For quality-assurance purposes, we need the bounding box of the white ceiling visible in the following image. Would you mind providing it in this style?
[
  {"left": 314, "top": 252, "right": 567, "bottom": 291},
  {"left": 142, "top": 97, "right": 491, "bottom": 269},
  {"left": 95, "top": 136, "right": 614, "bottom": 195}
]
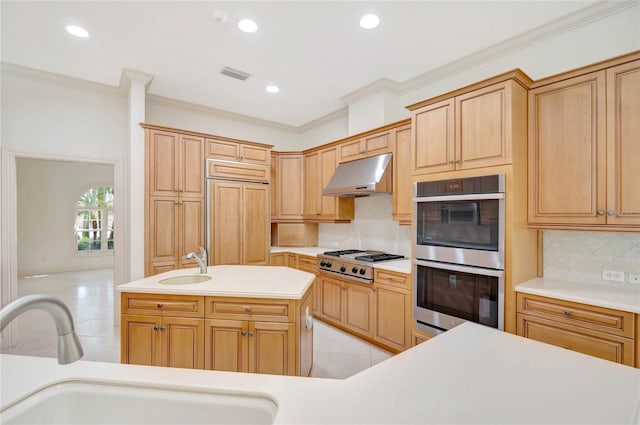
[{"left": 1, "top": 1, "right": 600, "bottom": 127}]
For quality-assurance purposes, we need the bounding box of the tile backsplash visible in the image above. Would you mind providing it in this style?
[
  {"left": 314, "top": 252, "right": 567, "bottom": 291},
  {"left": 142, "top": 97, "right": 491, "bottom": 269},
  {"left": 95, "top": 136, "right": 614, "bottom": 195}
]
[
  {"left": 543, "top": 230, "right": 640, "bottom": 288},
  {"left": 318, "top": 195, "right": 412, "bottom": 257}
]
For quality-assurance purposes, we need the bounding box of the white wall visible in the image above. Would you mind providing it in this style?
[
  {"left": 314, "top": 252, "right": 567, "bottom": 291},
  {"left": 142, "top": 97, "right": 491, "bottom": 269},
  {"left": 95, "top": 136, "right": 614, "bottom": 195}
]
[{"left": 16, "top": 158, "right": 115, "bottom": 275}]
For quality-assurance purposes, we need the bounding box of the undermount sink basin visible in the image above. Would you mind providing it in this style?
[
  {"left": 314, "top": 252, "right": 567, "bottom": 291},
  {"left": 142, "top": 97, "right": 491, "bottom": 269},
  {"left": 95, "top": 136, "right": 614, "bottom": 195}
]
[
  {"left": 158, "top": 275, "right": 212, "bottom": 285},
  {"left": 0, "top": 380, "right": 277, "bottom": 425}
]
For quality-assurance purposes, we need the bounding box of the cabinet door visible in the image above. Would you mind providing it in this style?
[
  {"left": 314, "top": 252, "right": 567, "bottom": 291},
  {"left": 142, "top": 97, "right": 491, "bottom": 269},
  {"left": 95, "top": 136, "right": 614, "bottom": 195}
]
[
  {"left": 455, "top": 81, "right": 512, "bottom": 170},
  {"left": 277, "top": 154, "right": 304, "bottom": 220},
  {"left": 374, "top": 286, "right": 410, "bottom": 350},
  {"left": 270, "top": 252, "right": 286, "bottom": 266},
  {"left": 606, "top": 60, "right": 640, "bottom": 226},
  {"left": 303, "top": 152, "right": 320, "bottom": 218},
  {"left": 243, "top": 183, "right": 270, "bottom": 265},
  {"left": 339, "top": 139, "right": 364, "bottom": 162},
  {"left": 239, "top": 144, "right": 270, "bottom": 165},
  {"left": 313, "top": 277, "right": 322, "bottom": 315},
  {"left": 147, "top": 130, "right": 179, "bottom": 196},
  {"left": 319, "top": 276, "right": 343, "bottom": 324},
  {"left": 271, "top": 154, "right": 278, "bottom": 220},
  {"left": 206, "top": 139, "right": 239, "bottom": 161},
  {"left": 179, "top": 135, "right": 204, "bottom": 198},
  {"left": 204, "top": 319, "right": 248, "bottom": 372},
  {"left": 162, "top": 317, "right": 204, "bottom": 369},
  {"left": 343, "top": 283, "right": 374, "bottom": 338},
  {"left": 148, "top": 197, "right": 179, "bottom": 265},
  {"left": 249, "top": 321, "right": 296, "bottom": 376},
  {"left": 517, "top": 314, "right": 633, "bottom": 366},
  {"left": 363, "top": 130, "right": 391, "bottom": 157},
  {"left": 528, "top": 71, "right": 607, "bottom": 225},
  {"left": 392, "top": 125, "right": 412, "bottom": 224},
  {"left": 412, "top": 98, "right": 455, "bottom": 175},
  {"left": 210, "top": 181, "right": 243, "bottom": 265},
  {"left": 121, "top": 315, "right": 162, "bottom": 366},
  {"left": 319, "top": 147, "right": 338, "bottom": 217},
  {"left": 178, "top": 198, "right": 204, "bottom": 269}
]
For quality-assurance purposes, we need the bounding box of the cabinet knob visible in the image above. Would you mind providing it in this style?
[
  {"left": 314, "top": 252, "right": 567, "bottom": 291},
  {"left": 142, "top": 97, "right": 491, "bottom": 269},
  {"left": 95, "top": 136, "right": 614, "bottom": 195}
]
[
  {"left": 248, "top": 332, "right": 254, "bottom": 337},
  {"left": 372, "top": 288, "right": 376, "bottom": 292},
  {"left": 245, "top": 306, "right": 251, "bottom": 313},
  {"left": 157, "top": 303, "right": 164, "bottom": 308},
  {"left": 153, "top": 326, "right": 159, "bottom": 331},
  {"left": 448, "top": 160, "right": 454, "bottom": 164},
  {"left": 241, "top": 331, "right": 247, "bottom": 336},
  {"left": 597, "top": 210, "right": 605, "bottom": 216},
  {"left": 564, "top": 310, "right": 571, "bottom": 316},
  {"left": 607, "top": 210, "right": 616, "bottom": 216},
  {"left": 160, "top": 326, "right": 166, "bottom": 331}
]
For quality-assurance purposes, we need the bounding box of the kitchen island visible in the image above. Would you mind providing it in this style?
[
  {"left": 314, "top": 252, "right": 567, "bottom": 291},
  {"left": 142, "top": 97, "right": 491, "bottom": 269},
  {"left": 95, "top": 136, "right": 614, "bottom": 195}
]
[
  {"left": 117, "top": 265, "right": 315, "bottom": 376},
  {"left": 2, "top": 322, "right": 639, "bottom": 424}
]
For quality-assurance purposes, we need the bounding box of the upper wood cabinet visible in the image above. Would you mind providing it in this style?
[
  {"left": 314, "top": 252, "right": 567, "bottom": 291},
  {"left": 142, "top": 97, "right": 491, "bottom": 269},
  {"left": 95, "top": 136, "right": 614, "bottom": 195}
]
[
  {"left": 303, "top": 146, "right": 354, "bottom": 222},
  {"left": 275, "top": 153, "right": 304, "bottom": 221},
  {"left": 408, "top": 75, "right": 529, "bottom": 176},
  {"left": 270, "top": 153, "right": 278, "bottom": 220},
  {"left": 338, "top": 129, "right": 392, "bottom": 163},
  {"left": 147, "top": 129, "right": 205, "bottom": 198},
  {"left": 528, "top": 56, "right": 640, "bottom": 229},
  {"left": 206, "top": 138, "right": 270, "bottom": 165},
  {"left": 392, "top": 124, "right": 412, "bottom": 225}
]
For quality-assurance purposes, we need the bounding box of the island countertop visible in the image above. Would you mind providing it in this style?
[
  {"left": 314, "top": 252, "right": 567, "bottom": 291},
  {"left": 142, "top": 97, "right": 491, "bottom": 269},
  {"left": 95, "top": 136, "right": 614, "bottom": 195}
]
[
  {"left": 2, "top": 323, "right": 639, "bottom": 424},
  {"left": 116, "top": 265, "right": 315, "bottom": 299}
]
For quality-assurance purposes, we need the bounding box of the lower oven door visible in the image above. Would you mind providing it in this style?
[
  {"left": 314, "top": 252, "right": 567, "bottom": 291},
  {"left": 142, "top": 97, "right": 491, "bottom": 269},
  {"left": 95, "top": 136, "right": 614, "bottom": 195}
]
[{"left": 414, "top": 259, "right": 504, "bottom": 332}]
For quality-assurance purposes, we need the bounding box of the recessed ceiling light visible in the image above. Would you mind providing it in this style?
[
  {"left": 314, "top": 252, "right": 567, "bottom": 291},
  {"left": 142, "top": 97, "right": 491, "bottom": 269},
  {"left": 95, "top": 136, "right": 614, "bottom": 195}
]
[
  {"left": 266, "top": 85, "right": 280, "bottom": 94},
  {"left": 238, "top": 18, "right": 258, "bottom": 33},
  {"left": 66, "top": 25, "right": 89, "bottom": 38},
  {"left": 359, "top": 14, "right": 380, "bottom": 29},
  {"left": 211, "top": 10, "right": 227, "bottom": 23}
]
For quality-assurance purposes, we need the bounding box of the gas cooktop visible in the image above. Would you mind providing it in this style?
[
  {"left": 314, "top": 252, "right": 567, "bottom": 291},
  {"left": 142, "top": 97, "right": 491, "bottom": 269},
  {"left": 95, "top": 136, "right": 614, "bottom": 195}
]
[{"left": 318, "top": 250, "right": 405, "bottom": 282}]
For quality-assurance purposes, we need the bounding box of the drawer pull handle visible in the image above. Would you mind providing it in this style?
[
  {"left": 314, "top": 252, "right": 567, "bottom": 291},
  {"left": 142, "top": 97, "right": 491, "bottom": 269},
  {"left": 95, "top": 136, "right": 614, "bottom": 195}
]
[
  {"left": 564, "top": 346, "right": 571, "bottom": 350},
  {"left": 564, "top": 310, "right": 571, "bottom": 316},
  {"left": 157, "top": 303, "right": 164, "bottom": 309},
  {"left": 245, "top": 306, "right": 251, "bottom": 313}
]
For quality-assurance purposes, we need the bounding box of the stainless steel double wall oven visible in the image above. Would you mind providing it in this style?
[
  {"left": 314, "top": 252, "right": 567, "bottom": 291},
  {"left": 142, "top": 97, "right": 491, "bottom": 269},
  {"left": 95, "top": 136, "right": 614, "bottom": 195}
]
[{"left": 413, "top": 175, "right": 505, "bottom": 334}]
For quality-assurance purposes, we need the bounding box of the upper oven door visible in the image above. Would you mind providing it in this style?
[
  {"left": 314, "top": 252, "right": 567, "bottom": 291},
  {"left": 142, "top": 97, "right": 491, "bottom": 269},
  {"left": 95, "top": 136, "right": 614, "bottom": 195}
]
[{"left": 414, "top": 193, "right": 505, "bottom": 269}]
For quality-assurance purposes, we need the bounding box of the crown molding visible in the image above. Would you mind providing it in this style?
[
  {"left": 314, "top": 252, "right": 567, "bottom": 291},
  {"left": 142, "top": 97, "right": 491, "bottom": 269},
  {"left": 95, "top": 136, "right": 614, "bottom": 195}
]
[
  {"left": 119, "top": 68, "right": 154, "bottom": 92},
  {"left": 296, "top": 106, "right": 349, "bottom": 134},
  {"left": 340, "top": 78, "right": 400, "bottom": 105}
]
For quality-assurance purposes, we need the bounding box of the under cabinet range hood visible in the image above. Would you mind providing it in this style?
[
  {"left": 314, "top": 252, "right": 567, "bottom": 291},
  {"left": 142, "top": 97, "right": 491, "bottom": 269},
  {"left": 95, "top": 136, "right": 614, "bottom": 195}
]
[{"left": 323, "top": 153, "right": 392, "bottom": 197}]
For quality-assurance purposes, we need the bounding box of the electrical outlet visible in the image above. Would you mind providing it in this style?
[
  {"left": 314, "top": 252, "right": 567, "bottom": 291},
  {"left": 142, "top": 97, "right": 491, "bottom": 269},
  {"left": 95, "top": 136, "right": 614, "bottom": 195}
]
[
  {"left": 602, "top": 270, "right": 625, "bottom": 282},
  {"left": 629, "top": 273, "right": 640, "bottom": 285}
]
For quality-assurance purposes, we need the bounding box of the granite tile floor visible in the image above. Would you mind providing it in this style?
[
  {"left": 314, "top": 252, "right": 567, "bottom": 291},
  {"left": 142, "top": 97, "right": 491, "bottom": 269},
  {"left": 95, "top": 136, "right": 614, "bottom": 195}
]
[{"left": 1, "top": 269, "right": 392, "bottom": 379}]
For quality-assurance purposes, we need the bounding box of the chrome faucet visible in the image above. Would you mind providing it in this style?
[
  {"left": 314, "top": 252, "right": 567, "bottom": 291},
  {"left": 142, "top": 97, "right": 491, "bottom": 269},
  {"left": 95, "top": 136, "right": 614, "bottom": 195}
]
[
  {"left": 0, "top": 294, "right": 84, "bottom": 364},
  {"left": 185, "top": 246, "right": 208, "bottom": 274}
]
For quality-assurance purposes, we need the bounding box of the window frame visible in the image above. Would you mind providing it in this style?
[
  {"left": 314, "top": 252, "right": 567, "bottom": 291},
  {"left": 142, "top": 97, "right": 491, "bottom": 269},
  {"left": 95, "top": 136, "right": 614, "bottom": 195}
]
[{"left": 73, "top": 185, "right": 115, "bottom": 256}]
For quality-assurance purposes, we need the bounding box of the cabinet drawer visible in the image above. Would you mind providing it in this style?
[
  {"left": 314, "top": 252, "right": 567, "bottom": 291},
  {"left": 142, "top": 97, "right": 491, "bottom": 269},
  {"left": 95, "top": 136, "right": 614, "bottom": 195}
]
[
  {"left": 122, "top": 293, "right": 204, "bottom": 317},
  {"left": 517, "top": 313, "right": 634, "bottom": 366},
  {"left": 206, "top": 160, "right": 269, "bottom": 183},
  {"left": 297, "top": 255, "right": 318, "bottom": 274},
  {"left": 206, "top": 297, "right": 294, "bottom": 322},
  {"left": 374, "top": 269, "right": 410, "bottom": 290},
  {"left": 516, "top": 293, "right": 634, "bottom": 338}
]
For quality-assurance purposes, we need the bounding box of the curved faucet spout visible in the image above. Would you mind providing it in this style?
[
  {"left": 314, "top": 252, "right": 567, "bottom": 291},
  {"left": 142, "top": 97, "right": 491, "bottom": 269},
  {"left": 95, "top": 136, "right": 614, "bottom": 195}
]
[
  {"left": 0, "top": 294, "right": 84, "bottom": 364},
  {"left": 185, "top": 246, "right": 208, "bottom": 274}
]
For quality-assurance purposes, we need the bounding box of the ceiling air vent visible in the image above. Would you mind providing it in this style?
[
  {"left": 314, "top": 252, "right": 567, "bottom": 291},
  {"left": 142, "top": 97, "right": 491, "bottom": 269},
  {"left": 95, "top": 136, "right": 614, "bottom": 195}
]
[{"left": 220, "top": 66, "right": 251, "bottom": 81}]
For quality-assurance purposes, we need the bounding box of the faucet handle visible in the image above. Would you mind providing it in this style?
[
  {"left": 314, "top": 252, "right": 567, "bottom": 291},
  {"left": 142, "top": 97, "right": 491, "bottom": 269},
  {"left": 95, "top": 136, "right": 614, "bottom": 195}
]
[{"left": 199, "top": 246, "right": 207, "bottom": 259}]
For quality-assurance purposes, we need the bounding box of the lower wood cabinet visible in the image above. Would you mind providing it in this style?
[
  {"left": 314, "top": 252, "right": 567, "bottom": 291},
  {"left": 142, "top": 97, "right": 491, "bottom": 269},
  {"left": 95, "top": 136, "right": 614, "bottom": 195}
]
[
  {"left": 204, "top": 319, "right": 295, "bottom": 375},
  {"left": 318, "top": 274, "right": 374, "bottom": 338},
  {"left": 516, "top": 293, "right": 635, "bottom": 367},
  {"left": 121, "top": 290, "right": 312, "bottom": 376},
  {"left": 412, "top": 330, "right": 434, "bottom": 346}
]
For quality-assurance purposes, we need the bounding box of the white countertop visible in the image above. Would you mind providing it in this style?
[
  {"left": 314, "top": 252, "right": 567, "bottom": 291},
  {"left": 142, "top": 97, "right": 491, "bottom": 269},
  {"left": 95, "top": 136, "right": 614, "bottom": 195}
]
[
  {"left": 116, "top": 265, "right": 315, "bottom": 299},
  {"left": 516, "top": 277, "right": 640, "bottom": 314},
  {"left": 270, "top": 247, "right": 412, "bottom": 275},
  {"left": 2, "top": 323, "right": 638, "bottom": 424}
]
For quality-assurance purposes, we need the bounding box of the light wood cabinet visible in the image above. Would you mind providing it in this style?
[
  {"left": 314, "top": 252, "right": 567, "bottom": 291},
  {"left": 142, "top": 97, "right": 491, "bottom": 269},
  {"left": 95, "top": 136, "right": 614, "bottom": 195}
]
[
  {"left": 271, "top": 223, "right": 318, "bottom": 247},
  {"left": 144, "top": 126, "right": 205, "bottom": 276},
  {"left": 275, "top": 153, "right": 304, "bottom": 221},
  {"left": 338, "top": 129, "right": 392, "bottom": 163},
  {"left": 270, "top": 252, "right": 286, "bottom": 266},
  {"left": 373, "top": 269, "right": 411, "bottom": 351},
  {"left": 516, "top": 293, "right": 635, "bottom": 366},
  {"left": 121, "top": 293, "right": 205, "bottom": 369},
  {"left": 317, "top": 274, "right": 374, "bottom": 338},
  {"left": 270, "top": 153, "right": 278, "bottom": 220},
  {"left": 408, "top": 75, "right": 529, "bottom": 176},
  {"left": 122, "top": 289, "right": 312, "bottom": 376},
  {"left": 303, "top": 147, "right": 354, "bottom": 222},
  {"left": 208, "top": 181, "right": 269, "bottom": 266},
  {"left": 528, "top": 56, "right": 640, "bottom": 230},
  {"left": 392, "top": 124, "right": 412, "bottom": 225},
  {"left": 412, "top": 330, "right": 434, "bottom": 346},
  {"left": 206, "top": 138, "right": 270, "bottom": 165}
]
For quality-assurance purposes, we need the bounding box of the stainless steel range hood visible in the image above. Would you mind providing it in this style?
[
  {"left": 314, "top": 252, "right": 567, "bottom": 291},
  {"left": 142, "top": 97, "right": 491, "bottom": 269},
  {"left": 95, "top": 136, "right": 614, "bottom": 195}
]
[{"left": 323, "top": 153, "right": 392, "bottom": 197}]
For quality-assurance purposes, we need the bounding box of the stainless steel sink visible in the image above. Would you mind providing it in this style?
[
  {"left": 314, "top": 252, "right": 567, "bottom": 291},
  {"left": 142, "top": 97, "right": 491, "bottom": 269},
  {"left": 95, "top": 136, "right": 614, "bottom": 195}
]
[{"left": 158, "top": 275, "right": 212, "bottom": 285}]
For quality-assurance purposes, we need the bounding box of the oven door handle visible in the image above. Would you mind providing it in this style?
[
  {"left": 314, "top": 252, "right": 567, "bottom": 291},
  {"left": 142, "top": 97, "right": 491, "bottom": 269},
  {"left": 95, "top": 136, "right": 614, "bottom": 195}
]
[
  {"left": 413, "top": 259, "right": 504, "bottom": 277},
  {"left": 413, "top": 193, "right": 504, "bottom": 202}
]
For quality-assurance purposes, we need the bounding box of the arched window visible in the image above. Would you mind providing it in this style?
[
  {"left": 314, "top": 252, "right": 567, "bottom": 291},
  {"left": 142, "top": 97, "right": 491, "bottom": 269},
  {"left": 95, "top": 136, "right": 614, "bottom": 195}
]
[{"left": 74, "top": 186, "right": 114, "bottom": 253}]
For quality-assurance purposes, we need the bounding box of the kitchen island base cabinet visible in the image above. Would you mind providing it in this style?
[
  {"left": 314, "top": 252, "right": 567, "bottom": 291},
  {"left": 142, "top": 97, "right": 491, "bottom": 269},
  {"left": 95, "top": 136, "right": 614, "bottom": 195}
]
[{"left": 121, "top": 287, "right": 313, "bottom": 376}]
